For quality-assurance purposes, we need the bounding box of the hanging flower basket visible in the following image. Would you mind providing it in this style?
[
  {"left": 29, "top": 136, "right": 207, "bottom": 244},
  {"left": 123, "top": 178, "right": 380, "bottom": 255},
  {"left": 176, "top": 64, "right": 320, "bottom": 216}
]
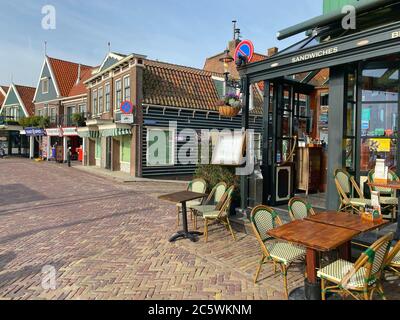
[
  {"left": 219, "top": 106, "right": 241, "bottom": 117},
  {"left": 217, "top": 94, "right": 242, "bottom": 118}
]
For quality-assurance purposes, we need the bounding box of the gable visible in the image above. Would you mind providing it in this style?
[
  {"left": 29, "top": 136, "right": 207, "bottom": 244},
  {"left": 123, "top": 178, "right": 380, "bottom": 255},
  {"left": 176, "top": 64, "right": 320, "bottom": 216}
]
[
  {"left": 34, "top": 60, "right": 59, "bottom": 103},
  {"left": 4, "top": 86, "right": 19, "bottom": 106},
  {"left": 100, "top": 56, "right": 120, "bottom": 72}
]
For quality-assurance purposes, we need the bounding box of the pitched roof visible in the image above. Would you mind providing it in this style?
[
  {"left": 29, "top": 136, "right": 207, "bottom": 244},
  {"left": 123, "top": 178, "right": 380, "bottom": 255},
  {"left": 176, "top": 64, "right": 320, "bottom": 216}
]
[
  {"left": 68, "top": 67, "right": 95, "bottom": 98},
  {"left": 47, "top": 56, "right": 92, "bottom": 97},
  {"left": 14, "top": 85, "right": 36, "bottom": 116},
  {"left": 0, "top": 86, "right": 8, "bottom": 106},
  {"left": 143, "top": 59, "right": 263, "bottom": 114},
  {"left": 143, "top": 59, "right": 221, "bottom": 111}
]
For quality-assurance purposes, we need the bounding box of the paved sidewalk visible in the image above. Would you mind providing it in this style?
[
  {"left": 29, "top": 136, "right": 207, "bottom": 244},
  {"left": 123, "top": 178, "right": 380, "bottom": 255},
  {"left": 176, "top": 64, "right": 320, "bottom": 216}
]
[{"left": 0, "top": 158, "right": 398, "bottom": 300}]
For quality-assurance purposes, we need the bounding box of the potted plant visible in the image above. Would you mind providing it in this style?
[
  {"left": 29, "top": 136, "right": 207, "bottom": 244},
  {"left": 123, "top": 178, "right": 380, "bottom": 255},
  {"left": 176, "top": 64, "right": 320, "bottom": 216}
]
[
  {"left": 217, "top": 93, "right": 242, "bottom": 117},
  {"left": 71, "top": 113, "right": 85, "bottom": 127}
]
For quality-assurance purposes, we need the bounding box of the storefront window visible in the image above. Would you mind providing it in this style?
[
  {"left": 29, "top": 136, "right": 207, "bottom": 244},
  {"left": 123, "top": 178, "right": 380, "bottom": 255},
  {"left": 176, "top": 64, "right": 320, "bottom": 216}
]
[
  {"left": 95, "top": 138, "right": 101, "bottom": 159},
  {"left": 146, "top": 128, "right": 175, "bottom": 166},
  {"left": 121, "top": 136, "right": 131, "bottom": 163},
  {"left": 360, "top": 63, "right": 399, "bottom": 172},
  {"left": 345, "top": 70, "right": 357, "bottom": 171}
]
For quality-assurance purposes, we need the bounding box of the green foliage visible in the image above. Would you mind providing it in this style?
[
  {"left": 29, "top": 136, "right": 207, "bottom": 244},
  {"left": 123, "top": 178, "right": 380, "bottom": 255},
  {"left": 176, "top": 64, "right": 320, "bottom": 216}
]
[
  {"left": 19, "top": 116, "right": 50, "bottom": 128},
  {"left": 195, "top": 164, "right": 240, "bottom": 203},
  {"left": 71, "top": 113, "right": 85, "bottom": 126}
]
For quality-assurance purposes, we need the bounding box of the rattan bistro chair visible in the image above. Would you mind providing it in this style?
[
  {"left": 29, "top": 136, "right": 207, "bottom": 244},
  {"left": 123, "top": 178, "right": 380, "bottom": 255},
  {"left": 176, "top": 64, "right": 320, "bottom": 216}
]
[
  {"left": 368, "top": 169, "right": 399, "bottom": 222},
  {"left": 385, "top": 241, "right": 400, "bottom": 276},
  {"left": 191, "top": 182, "right": 227, "bottom": 230},
  {"left": 250, "top": 206, "right": 306, "bottom": 299},
  {"left": 288, "top": 197, "right": 316, "bottom": 221},
  {"left": 318, "top": 233, "right": 394, "bottom": 300},
  {"left": 197, "top": 186, "right": 236, "bottom": 243},
  {"left": 176, "top": 178, "right": 207, "bottom": 227},
  {"left": 334, "top": 169, "right": 371, "bottom": 214}
]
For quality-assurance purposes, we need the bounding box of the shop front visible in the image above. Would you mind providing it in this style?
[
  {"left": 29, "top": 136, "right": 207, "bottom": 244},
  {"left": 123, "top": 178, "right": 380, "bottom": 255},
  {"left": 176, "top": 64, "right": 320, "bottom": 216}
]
[
  {"left": 238, "top": 2, "right": 400, "bottom": 240},
  {"left": 79, "top": 124, "right": 132, "bottom": 173},
  {"left": 0, "top": 124, "right": 29, "bottom": 157}
]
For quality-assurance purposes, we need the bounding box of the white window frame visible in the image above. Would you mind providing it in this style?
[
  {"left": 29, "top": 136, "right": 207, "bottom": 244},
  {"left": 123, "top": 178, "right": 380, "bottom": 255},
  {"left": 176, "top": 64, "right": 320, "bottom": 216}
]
[
  {"left": 105, "top": 82, "right": 110, "bottom": 112},
  {"left": 123, "top": 76, "right": 131, "bottom": 102},
  {"left": 41, "top": 77, "right": 49, "bottom": 94},
  {"left": 146, "top": 126, "right": 176, "bottom": 167},
  {"left": 115, "top": 79, "right": 122, "bottom": 110},
  {"left": 98, "top": 87, "right": 103, "bottom": 115},
  {"left": 92, "top": 89, "right": 98, "bottom": 116}
]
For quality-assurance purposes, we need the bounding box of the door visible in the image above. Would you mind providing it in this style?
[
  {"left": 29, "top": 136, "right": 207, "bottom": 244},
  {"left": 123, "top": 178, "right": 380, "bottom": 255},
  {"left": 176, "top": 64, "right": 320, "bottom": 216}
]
[
  {"left": 112, "top": 138, "right": 121, "bottom": 172},
  {"left": 105, "top": 137, "right": 112, "bottom": 170}
]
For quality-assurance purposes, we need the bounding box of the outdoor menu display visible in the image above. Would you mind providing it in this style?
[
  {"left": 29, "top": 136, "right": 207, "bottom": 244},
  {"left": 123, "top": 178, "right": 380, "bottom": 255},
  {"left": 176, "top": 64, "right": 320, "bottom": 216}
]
[{"left": 212, "top": 131, "right": 246, "bottom": 166}]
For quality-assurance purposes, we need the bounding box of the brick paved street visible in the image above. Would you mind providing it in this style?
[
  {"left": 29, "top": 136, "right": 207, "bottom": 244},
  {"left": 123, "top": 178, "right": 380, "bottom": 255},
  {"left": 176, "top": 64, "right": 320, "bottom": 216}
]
[{"left": 0, "top": 158, "right": 398, "bottom": 300}]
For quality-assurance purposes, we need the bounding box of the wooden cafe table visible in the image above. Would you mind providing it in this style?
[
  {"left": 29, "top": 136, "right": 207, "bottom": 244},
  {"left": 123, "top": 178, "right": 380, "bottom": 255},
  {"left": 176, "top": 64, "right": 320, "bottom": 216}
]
[
  {"left": 368, "top": 181, "right": 400, "bottom": 240},
  {"left": 268, "top": 220, "right": 359, "bottom": 300},
  {"left": 159, "top": 191, "right": 207, "bottom": 243}
]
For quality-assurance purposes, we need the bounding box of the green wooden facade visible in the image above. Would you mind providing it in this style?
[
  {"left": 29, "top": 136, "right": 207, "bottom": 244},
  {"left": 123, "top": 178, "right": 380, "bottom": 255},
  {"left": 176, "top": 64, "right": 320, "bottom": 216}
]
[{"left": 323, "top": 0, "right": 377, "bottom": 13}]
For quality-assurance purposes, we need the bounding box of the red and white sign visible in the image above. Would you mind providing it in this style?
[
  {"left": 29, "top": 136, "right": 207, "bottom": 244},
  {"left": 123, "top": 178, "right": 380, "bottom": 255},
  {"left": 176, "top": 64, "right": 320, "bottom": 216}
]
[
  {"left": 234, "top": 40, "right": 255, "bottom": 64},
  {"left": 62, "top": 127, "right": 79, "bottom": 136}
]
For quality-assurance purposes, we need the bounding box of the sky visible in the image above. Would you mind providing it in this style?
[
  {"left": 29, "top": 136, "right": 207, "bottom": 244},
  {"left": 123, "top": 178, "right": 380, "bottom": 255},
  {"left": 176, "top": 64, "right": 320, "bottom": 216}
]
[{"left": 0, "top": 0, "right": 322, "bottom": 87}]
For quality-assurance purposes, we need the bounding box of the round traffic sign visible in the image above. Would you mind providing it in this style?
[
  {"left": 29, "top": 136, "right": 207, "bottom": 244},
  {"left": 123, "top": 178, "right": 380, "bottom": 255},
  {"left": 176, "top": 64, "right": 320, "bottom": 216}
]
[
  {"left": 234, "top": 40, "right": 254, "bottom": 64},
  {"left": 120, "top": 101, "right": 134, "bottom": 115}
]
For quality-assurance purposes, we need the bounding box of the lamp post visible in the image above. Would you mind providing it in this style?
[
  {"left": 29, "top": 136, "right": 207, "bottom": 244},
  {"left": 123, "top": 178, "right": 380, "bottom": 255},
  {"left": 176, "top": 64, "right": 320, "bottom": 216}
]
[{"left": 219, "top": 49, "right": 242, "bottom": 92}]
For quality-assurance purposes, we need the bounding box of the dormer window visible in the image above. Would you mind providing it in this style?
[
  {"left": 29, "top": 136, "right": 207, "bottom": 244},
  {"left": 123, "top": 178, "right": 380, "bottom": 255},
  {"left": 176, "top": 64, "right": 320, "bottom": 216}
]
[{"left": 41, "top": 78, "right": 49, "bottom": 94}]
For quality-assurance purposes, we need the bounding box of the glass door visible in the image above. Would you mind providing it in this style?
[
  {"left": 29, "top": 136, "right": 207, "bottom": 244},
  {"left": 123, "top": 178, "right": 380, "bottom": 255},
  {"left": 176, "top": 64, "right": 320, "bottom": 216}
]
[{"left": 359, "top": 61, "right": 400, "bottom": 174}]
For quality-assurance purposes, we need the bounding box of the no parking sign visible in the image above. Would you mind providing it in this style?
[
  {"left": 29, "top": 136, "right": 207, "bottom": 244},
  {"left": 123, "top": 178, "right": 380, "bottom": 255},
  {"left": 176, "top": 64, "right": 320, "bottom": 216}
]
[{"left": 234, "top": 40, "right": 255, "bottom": 64}]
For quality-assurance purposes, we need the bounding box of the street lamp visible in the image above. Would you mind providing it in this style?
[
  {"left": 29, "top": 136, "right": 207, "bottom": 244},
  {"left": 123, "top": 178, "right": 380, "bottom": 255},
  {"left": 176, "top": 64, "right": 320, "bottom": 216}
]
[{"left": 219, "top": 49, "right": 241, "bottom": 90}]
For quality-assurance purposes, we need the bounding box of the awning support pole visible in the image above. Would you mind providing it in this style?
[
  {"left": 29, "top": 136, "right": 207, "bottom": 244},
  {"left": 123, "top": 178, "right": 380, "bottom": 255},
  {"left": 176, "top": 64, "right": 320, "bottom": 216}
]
[{"left": 240, "top": 77, "right": 250, "bottom": 211}]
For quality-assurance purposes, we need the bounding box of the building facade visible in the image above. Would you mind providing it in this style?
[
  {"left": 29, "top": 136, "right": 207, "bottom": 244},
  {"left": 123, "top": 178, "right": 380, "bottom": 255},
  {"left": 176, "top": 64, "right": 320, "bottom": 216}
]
[
  {"left": 81, "top": 51, "right": 264, "bottom": 178},
  {"left": 33, "top": 56, "right": 92, "bottom": 161},
  {"left": 0, "top": 84, "right": 35, "bottom": 157}
]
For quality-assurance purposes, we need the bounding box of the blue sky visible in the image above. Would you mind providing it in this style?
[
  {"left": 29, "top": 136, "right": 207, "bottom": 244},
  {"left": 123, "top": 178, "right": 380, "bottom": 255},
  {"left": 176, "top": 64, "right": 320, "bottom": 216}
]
[{"left": 0, "top": 0, "right": 322, "bottom": 87}]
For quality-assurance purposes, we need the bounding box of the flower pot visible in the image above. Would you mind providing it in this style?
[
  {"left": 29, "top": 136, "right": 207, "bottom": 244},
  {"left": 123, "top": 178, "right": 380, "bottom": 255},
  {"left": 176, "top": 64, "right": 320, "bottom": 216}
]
[{"left": 218, "top": 105, "right": 241, "bottom": 117}]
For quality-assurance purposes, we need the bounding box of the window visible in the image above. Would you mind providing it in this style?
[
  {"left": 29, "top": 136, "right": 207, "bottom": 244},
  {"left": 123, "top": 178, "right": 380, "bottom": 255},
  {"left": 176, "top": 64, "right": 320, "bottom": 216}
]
[
  {"left": 254, "top": 133, "right": 262, "bottom": 162},
  {"left": 41, "top": 78, "right": 49, "bottom": 94},
  {"left": 92, "top": 89, "right": 98, "bottom": 116},
  {"left": 5, "top": 106, "right": 19, "bottom": 120},
  {"left": 360, "top": 63, "right": 400, "bottom": 172},
  {"left": 78, "top": 104, "right": 86, "bottom": 114},
  {"left": 95, "top": 138, "right": 101, "bottom": 159},
  {"left": 105, "top": 83, "right": 110, "bottom": 112},
  {"left": 98, "top": 87, "right": 103, "bottom": 114},
  {"left": 115, "top": 80, "right": 122, "bottom": 110},
  {"left": 37, "top": 109, "right": 43, "bottom": 117},
  {"left": 50, "top": 108, "right": 56, "bottom": 123},
  {"left": 121, "top": 136, "right": 131, "bottom": 163},
  {"left": 146, "top": 127, "right": 175, "bottom": 166},
  {"left": 124, "top": 76, "right": 131, "bottom": 102}
]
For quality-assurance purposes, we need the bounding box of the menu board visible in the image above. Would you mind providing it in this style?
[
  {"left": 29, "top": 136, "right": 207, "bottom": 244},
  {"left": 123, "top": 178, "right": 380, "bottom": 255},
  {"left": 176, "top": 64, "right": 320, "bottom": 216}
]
[{"left": 212, "top": 131, "right": 246, "bottom": 166}]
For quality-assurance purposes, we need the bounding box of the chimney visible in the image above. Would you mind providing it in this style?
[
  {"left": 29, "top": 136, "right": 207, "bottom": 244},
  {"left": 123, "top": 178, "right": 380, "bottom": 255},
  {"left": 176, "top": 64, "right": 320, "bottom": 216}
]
[
  {"left": 267, "top": 47, "right": 279, "bottom": 57},
  {"left": 76, "top": 64, "right": 81, "bottom": 84}
]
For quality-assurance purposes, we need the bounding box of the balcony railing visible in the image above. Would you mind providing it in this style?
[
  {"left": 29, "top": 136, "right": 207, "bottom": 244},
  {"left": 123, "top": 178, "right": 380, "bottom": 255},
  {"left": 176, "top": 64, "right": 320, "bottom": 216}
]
[
  {"left": 0, "top": 116, "right": 20, "bottom": 126},
  {"left": 47, "top": 112, "right": 92, "bottom": 128}
]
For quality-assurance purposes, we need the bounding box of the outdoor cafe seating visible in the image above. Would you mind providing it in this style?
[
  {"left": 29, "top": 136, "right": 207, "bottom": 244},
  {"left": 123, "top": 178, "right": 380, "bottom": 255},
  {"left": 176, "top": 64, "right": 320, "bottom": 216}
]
[
  {"left": 176, "top": 178, "right": 207, "bottom": 227},
  {"left": 334, "top": 169, "right": 371, "bottom": 214},
  {"left": 368, "top": 169, "right": 399, "bottom": 222},
  {"left": 191, "top": 182, "right": 227, "bottom": 230}
]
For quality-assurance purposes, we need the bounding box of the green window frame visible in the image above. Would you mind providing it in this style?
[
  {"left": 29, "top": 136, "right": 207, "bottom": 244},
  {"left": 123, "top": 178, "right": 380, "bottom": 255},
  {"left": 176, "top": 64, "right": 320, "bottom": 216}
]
[
  {"left": 120, "top": 136, "right": 131, "bottom": 163},
  {"left": 95, "top": 138, "right": 101, "bottom": 159},
  {"left": 146, "top": 127, "right": 175, "bottom": 167}
]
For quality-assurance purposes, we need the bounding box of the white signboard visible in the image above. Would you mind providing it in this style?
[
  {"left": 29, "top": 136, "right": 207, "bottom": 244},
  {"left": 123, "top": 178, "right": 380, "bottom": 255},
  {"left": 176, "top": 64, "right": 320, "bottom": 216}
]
[
  {"left": 46, "top": 128, "right": 62, "bottom": 137},
  {"left": 212, "top": 131, "right": 246, "bottom": 166},
  {"left": 120, "top": 114, "right": 134, "bottom": 124},
  {"left": 62, "top": 127, "right": 78, "bottom": 136}
]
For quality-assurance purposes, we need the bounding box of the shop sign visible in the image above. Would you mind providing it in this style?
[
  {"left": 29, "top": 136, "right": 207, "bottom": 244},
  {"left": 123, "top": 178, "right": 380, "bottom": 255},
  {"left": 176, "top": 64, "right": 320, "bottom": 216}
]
[
  {"left": 291, "top": 47, "right": 338, "bottom": 63},
  {"left": 25, "top": 128, "right": 46, "bottom": 137},
  {"left": 120, "top": 114, "right": 134, "bottom": 124},
  {"left": 62, "top": 127, "right": 78, "bottom": 136},
  {"left": 46, "top": 128, "right": 62, "bottom": 137}
]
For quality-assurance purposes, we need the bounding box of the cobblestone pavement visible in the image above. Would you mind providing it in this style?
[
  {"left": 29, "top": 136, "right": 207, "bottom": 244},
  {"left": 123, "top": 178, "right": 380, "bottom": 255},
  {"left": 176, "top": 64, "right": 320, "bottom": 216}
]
[{"left": 0, "top": 158, "right": 398, "bottom": 300}]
